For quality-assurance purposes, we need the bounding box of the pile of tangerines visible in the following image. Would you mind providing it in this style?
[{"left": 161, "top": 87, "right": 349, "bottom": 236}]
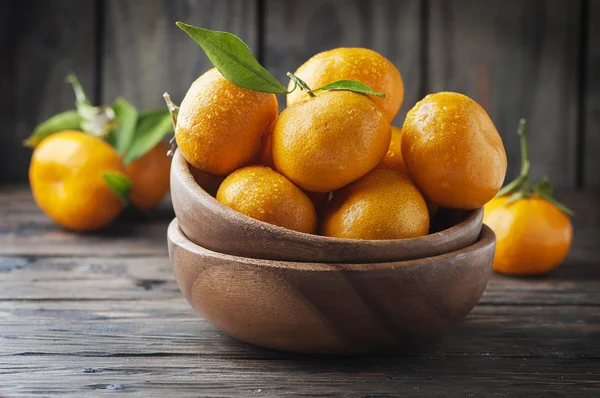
[{"left": 175, "top": 48, "right": 507, "bottom": 241}]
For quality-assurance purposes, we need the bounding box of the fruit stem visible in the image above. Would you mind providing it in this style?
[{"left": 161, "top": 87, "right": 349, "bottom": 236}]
[
  {"left": 497, "top": 118, "right": 574, "bottom": 216},
  {"left": 287, "top": 72, "right": 316, "bottom": 98},
  {"left": 163, "top": 92, "right": 180, "bottom": 157},
  {"left": 66, "top": 73, "right": 91, "bottom": 106}
]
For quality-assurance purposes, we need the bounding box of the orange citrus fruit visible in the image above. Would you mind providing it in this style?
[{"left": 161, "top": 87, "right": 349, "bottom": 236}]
[
  {"left": 29, "top": 131, "right": 125, "bottom": 231},
  {"left": 216, "top": 166, "right": 317, "bottom": 234},
  {"left": 377, "top": 126, "right": 408, "bottom": 175},
  {"left": 125, "top": 140, "right": 171, "bottom": 210},
  {"left": 175, "top": 68, "right": 278, "bottom": 176},
  {"left": 484, "top": 195, "right": 573, "bottom": 275},
  {"left": 402, "top": 92, "right": 507, "bottom": 209},
  {"left": 272, "top": 90, "right": 391, "bottom": 193},
  {"left": 321, "top": 169, "right": 429, "bottom": 240},
  {"left": 287, "top": 48, "right": 404, "bottom": 121}
]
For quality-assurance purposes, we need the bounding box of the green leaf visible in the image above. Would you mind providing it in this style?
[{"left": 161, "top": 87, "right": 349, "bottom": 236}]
[
  {"left": 103, "top": 172, "right": 132, "bottom": 205},
  {"left": 111, "top": 97, "right": 139, "bottom": 155},
  {"left": 176, "top": 22, "right": 288, "bottom": 94},
  {"left": 24, "top": 110, "right": 81, "bottom": 147},
  {"left": 123, "top": 109, "right": 173, "bottom": 164},
  {"left": 313, "top": 79, "right": 386, "bottom": 98}
]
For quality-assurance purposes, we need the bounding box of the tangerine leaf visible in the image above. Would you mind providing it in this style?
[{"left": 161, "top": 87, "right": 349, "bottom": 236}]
[
  {"left": 124, "top": 109, "right": 173, "bottom": 164},
  {"left": 103, "top": 172, "right": 132, "bottom": 205},
  {"left": 24, "top": 110, "right": 81, "bottom": 147},
  {"left": 176, "top": 22, "right": 288, "bottom": 94},
  {"left": 313, "top": 80, "right": 386, "bottom": 98},
  {"left": 111, "top": 97, "right": 139, "bottom": 155}
]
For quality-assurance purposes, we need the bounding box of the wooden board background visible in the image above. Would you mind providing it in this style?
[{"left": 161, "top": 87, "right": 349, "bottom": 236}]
[{"left": 1, "top": 0, "right": 598, "bottom": 187}]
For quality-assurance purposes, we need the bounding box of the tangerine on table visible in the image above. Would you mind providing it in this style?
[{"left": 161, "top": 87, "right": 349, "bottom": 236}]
[
  {"left": 126, "top": 140, "right": 171, "bottom": 210},
  {"left": 484, "top": 195, "right": 573, "bottom": 275},
  {"left": 176, "top": 68, "right": 278, "bottom": 176},
  {"left": 321, "top": 169, "right": 429, "bottom": 240},
  {"left": 272, "top": 90, "right": 391, "bottom": 193},
  {"left": 216, "top": 166, "right": 317, "bottom": 234},
  {"left": 29, "top": 131, "right": 125, "bottom": 232},
  {"left": 402, "top": 92, "right": 507, "bottom": 209},
  {"left": 287, "top": 48, "right": 404, "bottom": 121}
]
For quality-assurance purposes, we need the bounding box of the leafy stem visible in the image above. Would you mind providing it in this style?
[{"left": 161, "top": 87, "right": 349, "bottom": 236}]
[
  {"left": 287, "top": 72, "right": 315, "bottom": 97},
  {"left": 497, "top": 118, "right": 574, "bottom": 216}
]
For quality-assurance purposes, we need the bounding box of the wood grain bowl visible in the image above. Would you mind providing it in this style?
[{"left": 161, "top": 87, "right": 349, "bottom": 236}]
[
  {"left": 170, "top": 149, "right": 484, "bottom": 263},
  {"left": 168, "top": 219, "right": 496, "bottom": 354}
]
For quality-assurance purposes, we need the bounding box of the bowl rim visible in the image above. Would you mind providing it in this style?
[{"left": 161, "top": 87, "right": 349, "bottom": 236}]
[
  {"left": 168, "top": 218, "right": 496, "bottom": 272},
  {"left": 173, "top": 149, "right": 484, "bottom": 246}
]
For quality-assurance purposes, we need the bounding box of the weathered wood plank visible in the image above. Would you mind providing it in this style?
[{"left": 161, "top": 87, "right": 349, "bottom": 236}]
[
  {"left": 0, "top": 0, "right": 98, "bottom": 183},
  {"left": 264, "top": 0, "right": 423, "bottom": 125},
  {"left": 0, "top": 187, "right": 172, "bottom": 256},
  {"left": 584, "top": 0, "right": 600, "bottom": 187},
  {"left": 1, "top": 253, "right": 599, "bottom": 305},
  {"left": 428, "top": 0, "right": 582, "bottom": 187},
  {"left": 2, "top": 300, "right": 600, "bottom": 360},
  {"left": 1, "top": 355, "right": 599, "bottom": 397},
  {"left": 102, "top": 0, "right": 258, "bottom": 109}
]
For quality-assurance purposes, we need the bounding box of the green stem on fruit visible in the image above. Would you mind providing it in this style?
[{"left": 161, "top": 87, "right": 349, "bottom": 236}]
[
  {"left": 287, "top": 72, "right": 316, "bottom": 98},
  {"left": 66, "top": 73, "right": 91, "bottom": 106},
  {"left": 497, "top": 118, "right": 574, "bottom": 216}
]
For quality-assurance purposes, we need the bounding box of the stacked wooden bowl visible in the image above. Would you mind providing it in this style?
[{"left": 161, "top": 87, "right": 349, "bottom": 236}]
[{"left": 168, "top": 150, "right": 496, "bottom": 354}]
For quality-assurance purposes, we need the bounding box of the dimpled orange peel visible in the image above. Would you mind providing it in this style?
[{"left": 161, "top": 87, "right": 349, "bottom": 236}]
[
  {"left": 272, "top": 90, "right": 391, "bottom": 193},
  {"left": 321, "top": 168, "right": 429, "bottom": 240},
  {"left": 402, "top": 92, "right": 507, "bottom": 209},
  {"left": 175, "top": 68, "right": 278, "bottom": 176},
  {"left": 216, "top": 166, "right": 318, "bottom": 234}
]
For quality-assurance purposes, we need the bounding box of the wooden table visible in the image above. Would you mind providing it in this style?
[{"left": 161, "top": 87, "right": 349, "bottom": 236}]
[{"left": 1, "top": 187, "right": 599, "bottom": 397}]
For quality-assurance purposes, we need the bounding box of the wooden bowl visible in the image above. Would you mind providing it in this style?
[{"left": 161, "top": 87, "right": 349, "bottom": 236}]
[
  {"left": 168, "top": 218, "right": 495, "bottom": 354},
  {"left": 171, "top": 150, "right": 484, "bottom": 263}
]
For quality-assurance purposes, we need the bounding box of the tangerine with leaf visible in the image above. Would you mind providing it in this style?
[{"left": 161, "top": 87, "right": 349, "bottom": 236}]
[
  {"left": 484, "top": 119, "right": 573, "bottom": 276},
  {"left": 174, "top": 68, "right": 278, "bottom": 176},
  {"left": 287, "top": 48, "right": 404, "bottom": 121}
]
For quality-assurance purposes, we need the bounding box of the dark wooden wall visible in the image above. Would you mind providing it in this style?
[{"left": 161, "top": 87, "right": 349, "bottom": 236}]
[{"left": 1, "top": 0, "right": 598, "bottom": 188}]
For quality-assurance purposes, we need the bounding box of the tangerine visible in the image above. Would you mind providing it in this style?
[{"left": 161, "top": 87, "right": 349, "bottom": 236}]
[
  {"left": 402, "top": 92, "right": 507, "bottom": 209},
  {"left": 176, "top": 68, "right": 278, "bottom": 176},
  {"left": 29, "top": 131, "right": 125, "bottom": 231},
  {"left": 216, "top": 166, "right": 317, "bottom": 234},
  {"left": 272, "top": 90, "right": 391, "bottom": 193},
  {"left": 321, "top": 169, "right": 429, "bottom": 240}
]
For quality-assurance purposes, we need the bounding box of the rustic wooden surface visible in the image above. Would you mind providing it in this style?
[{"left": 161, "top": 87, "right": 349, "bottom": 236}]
[
  {"left": 1, "top": 187, "right": 599, "bottom": 396},
  {"left": 2, "top": 0, "right": 598, "bottom": 187}
]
